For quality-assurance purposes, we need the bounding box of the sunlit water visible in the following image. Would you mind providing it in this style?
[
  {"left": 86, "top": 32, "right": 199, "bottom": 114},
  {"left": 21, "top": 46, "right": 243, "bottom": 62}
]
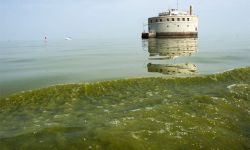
[
  {"left": 0, "top": 36, "right": 250, "bottom": 149},
  {"left": 0, "top": 36, "right": 249, "bottom": 96}
]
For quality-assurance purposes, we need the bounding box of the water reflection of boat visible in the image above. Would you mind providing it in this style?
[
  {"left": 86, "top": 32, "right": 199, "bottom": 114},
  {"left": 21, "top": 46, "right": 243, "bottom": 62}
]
[
  {"left": 148, "top": 38, "right": 198, "bottom": 59},
  {"left": 147, "top": 63, "right": 197, "bottom": 75},
  {"left": 146, "top": 38, "right": 198, "bottom": 75}
]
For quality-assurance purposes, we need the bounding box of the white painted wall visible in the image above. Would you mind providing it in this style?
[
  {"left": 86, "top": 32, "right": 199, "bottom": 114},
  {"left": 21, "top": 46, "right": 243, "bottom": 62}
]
[{"left": 148, "top": 16, "right": 198, "bottom": 33}]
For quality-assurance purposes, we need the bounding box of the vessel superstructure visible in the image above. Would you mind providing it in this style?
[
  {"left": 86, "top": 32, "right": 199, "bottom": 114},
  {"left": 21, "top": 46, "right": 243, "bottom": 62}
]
[{"left": 142, "top": 5, "right": 198, "bottom": 38}]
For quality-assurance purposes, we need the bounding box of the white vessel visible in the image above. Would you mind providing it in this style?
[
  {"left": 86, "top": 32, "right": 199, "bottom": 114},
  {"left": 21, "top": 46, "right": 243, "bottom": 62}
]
[
  {"left": 142, "top": 5, "right": 198, "bottom": 38},
  {"left": 65, "top": 37, "right": 72, "bottom": 40}
]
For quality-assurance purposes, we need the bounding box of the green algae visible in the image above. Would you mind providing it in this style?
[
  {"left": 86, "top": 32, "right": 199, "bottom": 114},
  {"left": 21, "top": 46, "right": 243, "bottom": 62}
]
[{"left": 0, "top": 67, "right": 250, "bottom": 150}]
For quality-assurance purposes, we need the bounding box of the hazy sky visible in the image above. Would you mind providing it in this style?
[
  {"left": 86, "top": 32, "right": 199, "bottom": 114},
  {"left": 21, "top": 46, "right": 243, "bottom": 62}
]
[{"left": 1, "top": 0, "right": 250, "bottom": 41}]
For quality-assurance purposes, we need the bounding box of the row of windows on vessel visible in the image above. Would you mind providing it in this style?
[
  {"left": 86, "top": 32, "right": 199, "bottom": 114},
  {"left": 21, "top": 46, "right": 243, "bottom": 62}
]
[
  {"left": 150, "top": 18, "right": 191, "bottom": 23},
  {"left": 149, "top": 24, "right": 193, "bottom": 30}
]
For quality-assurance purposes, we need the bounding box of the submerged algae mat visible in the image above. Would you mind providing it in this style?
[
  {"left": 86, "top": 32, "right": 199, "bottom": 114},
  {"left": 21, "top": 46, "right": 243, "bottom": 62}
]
[{"left": 0, "top": 67, "right": 250, "bottom": 150}]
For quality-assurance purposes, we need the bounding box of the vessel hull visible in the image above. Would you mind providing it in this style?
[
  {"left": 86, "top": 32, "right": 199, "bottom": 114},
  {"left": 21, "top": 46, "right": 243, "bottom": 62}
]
[{"left": 156, "top": 32, "right": 198, "bottom": 38}]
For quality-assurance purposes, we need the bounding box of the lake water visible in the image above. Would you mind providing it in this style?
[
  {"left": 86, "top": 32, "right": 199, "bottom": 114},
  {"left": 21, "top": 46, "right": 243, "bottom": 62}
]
[
  {"left": 0, "top": 36, "right": 250, "bottom": 149},
  {"left": 0, "top": 36, "right": 250, "bottom": 96}
]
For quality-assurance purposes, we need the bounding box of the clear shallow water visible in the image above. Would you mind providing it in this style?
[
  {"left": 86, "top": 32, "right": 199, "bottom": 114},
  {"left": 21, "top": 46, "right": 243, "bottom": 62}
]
[
  {"left": 0, "top": 67, "right": 250, "bottom": 149},
  {"left": 0, "top": 36, "right": 250, "bottom": 96}
]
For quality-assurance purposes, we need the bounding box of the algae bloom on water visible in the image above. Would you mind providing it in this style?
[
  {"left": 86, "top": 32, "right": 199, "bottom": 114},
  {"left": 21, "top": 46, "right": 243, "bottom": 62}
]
[{"left": 0, "top": 67, "right": 250, "bottom": 150}]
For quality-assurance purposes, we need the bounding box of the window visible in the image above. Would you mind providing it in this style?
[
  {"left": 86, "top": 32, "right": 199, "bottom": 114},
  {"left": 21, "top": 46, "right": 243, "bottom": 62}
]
[
  {"left": 172, "top": 18, "right": 174, "bottom": 21},
  {"left": 150, "top": 20, "right": 153, "bottom": 23},
  {"left": 156, "top": 19, "right": 158, "bottom": 22},
  {"left": 177, "top": 18, "right": 180, "bottom": 21},
  {"left": 187, "top": 18, "right": 190, "bottom": 21},
  {"left": 160, "top": 19, "right": 162, "bottom": 22},
  {"left": 182, "top": 18, "right": 185, "bottom": 21},
  {"left": 177, "top": 25, "right": 179, "bottom": 27},
  {"left": 167, "top": 18, "right": 169, "bottom": 21}
]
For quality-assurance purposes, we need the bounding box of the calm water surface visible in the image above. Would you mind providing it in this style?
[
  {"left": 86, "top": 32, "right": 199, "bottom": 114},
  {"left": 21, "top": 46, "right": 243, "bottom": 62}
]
[
  {"left": 0, "top": 36, "right": 249, "bottom": 96},
  {"left": 0, "top": 36, "right": 250, "bottom": 149}
]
